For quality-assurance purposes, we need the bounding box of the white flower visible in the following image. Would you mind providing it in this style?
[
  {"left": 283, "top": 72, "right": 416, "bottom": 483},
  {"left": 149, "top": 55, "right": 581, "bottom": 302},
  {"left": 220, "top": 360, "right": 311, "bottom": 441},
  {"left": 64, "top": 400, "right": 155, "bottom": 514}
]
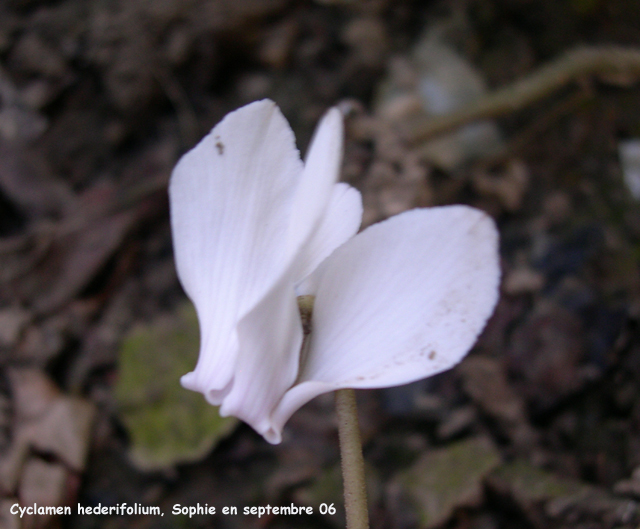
[{"left": 169, "top": 100, "right": 500, "bottom": 444}]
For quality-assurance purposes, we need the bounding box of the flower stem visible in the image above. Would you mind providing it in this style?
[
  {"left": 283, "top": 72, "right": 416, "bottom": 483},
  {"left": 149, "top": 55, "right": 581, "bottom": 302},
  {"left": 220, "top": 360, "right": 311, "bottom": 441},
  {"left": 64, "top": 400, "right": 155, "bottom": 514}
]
[{"left": 335, "top": 388, "right": 370, "bottom": 529}]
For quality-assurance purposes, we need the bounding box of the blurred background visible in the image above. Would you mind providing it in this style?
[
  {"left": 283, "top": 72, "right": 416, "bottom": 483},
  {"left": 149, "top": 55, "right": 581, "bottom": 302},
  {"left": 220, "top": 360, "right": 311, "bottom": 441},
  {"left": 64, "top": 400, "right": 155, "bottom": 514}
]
[{"left": 1, "top": 0, "right": 640, "bottom": 528}]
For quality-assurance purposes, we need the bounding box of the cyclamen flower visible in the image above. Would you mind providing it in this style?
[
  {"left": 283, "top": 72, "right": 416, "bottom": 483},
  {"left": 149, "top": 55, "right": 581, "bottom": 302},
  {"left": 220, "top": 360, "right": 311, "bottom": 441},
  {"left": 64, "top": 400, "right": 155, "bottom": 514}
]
[{"left": 169, "top": 100, "right": 500, "bottom": 444}]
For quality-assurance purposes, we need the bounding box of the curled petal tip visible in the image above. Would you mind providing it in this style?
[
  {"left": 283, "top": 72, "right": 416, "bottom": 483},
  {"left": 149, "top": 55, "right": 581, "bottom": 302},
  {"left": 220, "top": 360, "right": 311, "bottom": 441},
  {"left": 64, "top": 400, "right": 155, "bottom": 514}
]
[
  {"left": 180, "top": 371, "right": 196, "bottom": 390},
  {"left": 262, "top": 427, "right": 282, "bottom": 445}
]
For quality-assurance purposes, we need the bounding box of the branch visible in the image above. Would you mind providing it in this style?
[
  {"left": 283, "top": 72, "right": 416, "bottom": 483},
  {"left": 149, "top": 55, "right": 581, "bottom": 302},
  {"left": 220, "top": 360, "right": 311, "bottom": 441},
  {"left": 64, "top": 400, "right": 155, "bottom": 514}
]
[{"left": 404, "top": 46, "right": 640, "bottom": 143}]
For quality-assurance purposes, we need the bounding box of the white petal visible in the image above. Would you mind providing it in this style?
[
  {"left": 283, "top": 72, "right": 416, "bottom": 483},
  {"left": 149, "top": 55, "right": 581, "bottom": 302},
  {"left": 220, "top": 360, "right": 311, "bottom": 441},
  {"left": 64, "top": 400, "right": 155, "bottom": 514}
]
[
  {"left": 288, "top": 108, "right": 344, "bottom": 253},
  {"left": 170, "top": 100, "right": 303, "bottom": 399},
  {"left": 271, "top": 206, "right": 500, "bottom": 430},
  {"left": 270, "top": 380, "right": 335, "bottom": 436},
  {"left": 293, "top": 182, "right": 363, "bottom": 287},
  {"left": 219, "top": 272, "right": 302, "bottom": 444}
]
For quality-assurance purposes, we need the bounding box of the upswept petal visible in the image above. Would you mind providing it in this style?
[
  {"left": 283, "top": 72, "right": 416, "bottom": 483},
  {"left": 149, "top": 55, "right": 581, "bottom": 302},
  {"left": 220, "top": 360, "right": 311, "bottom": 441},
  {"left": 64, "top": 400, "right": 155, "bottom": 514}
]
[
  {"left": 212, "top": 107, "right": 351, "bottom": 439},
  {"left": 169, "top": 100, "right": 303, "bottom": 401},
  {"left": 288, "top": 108, "right": 344, "bottom": 253},
  {"left": 293, "top": 182, "right": 363, "bottom": 287},
  {"left": 271, "top": 206, "right": 500, "bottom": 431}
]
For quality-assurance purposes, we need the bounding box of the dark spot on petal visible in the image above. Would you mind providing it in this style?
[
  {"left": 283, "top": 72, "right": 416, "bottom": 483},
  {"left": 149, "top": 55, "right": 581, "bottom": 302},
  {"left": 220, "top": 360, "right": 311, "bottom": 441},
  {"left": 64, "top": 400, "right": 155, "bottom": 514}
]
[
  {"left": 216, "top": 141, "right": 224, "bottom": 155},
  {"left": 429, "top": 351, "right": 436, "bottom": 360}
]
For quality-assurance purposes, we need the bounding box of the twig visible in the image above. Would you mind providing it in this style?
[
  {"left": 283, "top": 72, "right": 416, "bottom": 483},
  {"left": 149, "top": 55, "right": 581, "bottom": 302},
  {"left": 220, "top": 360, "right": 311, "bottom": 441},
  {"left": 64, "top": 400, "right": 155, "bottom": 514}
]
[
  {"left": 405, "top": 46, "right": 640, "bottom": 143},
  {"left": 475, "top": 86, "right": 595, "bottom": 170}
]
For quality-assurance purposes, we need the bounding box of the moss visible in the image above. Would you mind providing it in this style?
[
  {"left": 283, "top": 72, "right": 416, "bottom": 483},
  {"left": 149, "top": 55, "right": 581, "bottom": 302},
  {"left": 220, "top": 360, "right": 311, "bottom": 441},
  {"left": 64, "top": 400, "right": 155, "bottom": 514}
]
[
  {"left": 396, "top": 437, "right": 501, "bottom": 528},
  {"left": 115, "top": 303, "right": 237, "bottom": 471},
  {"left": 489, "top": 460, "right": 589, "bottom": 502}
]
